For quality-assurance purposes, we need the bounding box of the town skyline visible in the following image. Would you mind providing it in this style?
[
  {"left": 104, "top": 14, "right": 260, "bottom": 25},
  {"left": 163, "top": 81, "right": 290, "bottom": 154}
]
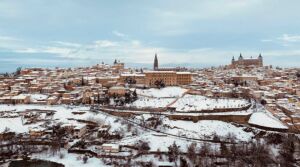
[
  {"left": 1, "top": 0, "right": 300, "bottom": 72},
  {"left": 1, "top": 1, "right": 300, "bottom": 166}
]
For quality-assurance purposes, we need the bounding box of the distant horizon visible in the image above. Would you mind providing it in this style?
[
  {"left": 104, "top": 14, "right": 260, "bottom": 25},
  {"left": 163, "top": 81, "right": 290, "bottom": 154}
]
[
  {"left": 1, "top": 1, "right": 300, "bottom": 72},
  {"left": 1, "top": 56, "right": 299, "bottom": 74}
]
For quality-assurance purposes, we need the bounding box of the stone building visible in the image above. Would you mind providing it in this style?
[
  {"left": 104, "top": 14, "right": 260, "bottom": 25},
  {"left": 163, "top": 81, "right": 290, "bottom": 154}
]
[
  {"left": 176, "top": 72, "right": 193, "bottom": 85},
  {"left": 144, "top": 71, "right": 178, "bottom": 86},
  {"left": 112, "top": 59, "right": 125, "bottom": 73},
  {"left": 108, "top": 86, "right": 127, "bottom": 97},
  {"left": 143, "top": 54, "right": 193, "bottom": 87},
  {"left": 231, "top": 53, "right": 263, "bottom": 68},
  {"left": 116, "top": 54, "right": 192, "bottom": 87},
  {"left": 119, "top": 73, "right": 146, "bottom": 85}
]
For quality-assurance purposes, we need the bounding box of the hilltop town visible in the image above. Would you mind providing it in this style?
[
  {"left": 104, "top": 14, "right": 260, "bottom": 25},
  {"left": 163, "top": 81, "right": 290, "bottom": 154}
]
[{"left": 0, "top": 54, "right": 300, "bottom": 166}]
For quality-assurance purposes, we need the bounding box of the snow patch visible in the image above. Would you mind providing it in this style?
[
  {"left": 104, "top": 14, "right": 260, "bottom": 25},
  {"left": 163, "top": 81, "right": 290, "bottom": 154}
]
[{"left": 248, "top": 112, "right": 288, "bottom": 129}]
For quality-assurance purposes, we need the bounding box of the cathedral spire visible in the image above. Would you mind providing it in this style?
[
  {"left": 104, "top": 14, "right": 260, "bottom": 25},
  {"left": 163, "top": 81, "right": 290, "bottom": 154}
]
[{"left": 154, "top": 53, "right": 158, "bottom": 70}]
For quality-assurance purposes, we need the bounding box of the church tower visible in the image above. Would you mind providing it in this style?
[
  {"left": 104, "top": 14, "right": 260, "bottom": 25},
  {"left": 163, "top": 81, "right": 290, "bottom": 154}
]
[{"left": 154, "top": 53, "right": 158, "bottom": 70}]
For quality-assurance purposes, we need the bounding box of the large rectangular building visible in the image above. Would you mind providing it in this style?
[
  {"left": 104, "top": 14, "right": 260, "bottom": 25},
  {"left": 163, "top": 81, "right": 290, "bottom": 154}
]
[
  {"left": 176, "top": 72, "right": 193, "bottom": 85},
  {"left": 144, "top": 71, "right": 177, "bottom": 86},
  {"left": 144, "top": 71, "right": 192, "bottom": 87}
]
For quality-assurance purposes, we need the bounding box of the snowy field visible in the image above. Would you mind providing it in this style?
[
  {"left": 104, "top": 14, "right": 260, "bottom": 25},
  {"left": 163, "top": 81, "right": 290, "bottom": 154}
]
[
  {"left": 119, "top": 119, "right": 253, "bottom": 152},
  {"left": 118, "top": 114, "right": 254, "bottom": 153},
  {"left": 171, "top": 94, "right": 249, "bottom": 112},
  {"left": 0, "top": 117, "right": 44, "bottom": 133},
  {"left": 127, "top": 97, "right": 175, "bottom": 108},
  {"left": 119, "top": 130, "right": 198, "bottom": 152},
  {"left": 163, "top": 119, "right": 253, "bottom": 142},
  {"left": 32, "top": 150, "right": 109, "bottom": 167},
  {"left": 249, "top": 112, "right": 288, "bottom": 130},
  {"left": 0, "top": 104, "right": 126, "bottom": 133},
  {"left": 136, "top": 87, "right": 187, "bottom": 98},
  {"left": 131, "top": 87, "right": 249, "bottom": 111}
]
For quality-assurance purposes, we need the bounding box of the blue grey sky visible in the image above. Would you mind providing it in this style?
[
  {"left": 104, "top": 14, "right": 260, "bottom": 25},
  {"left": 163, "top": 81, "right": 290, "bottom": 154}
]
[{"left": 1, "top": 0, "right": 300, "bottom": 72}]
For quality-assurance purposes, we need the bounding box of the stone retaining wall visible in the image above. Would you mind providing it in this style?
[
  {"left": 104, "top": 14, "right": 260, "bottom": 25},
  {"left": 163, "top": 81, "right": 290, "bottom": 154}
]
[
  {"left": 101, "top": 102, "right": 251, "bottom": 113},
  {"left": 248, "top": 123, "right": 289, "bottom": 132},
  {"left": 97, "top": 107, "right": 251, "bottom": 124},
  {"left": 167, "top": 114, "right": 251, "bottom": 124}
]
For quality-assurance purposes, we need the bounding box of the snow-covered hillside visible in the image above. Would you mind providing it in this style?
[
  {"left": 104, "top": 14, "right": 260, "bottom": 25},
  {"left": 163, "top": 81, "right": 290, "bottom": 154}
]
[
  {"left": 127, "top": 97, "right": 176, "bottom": 108},
  {"left": 136, "top": 87, "right": 187, "bottom": 98},
  {"left": 171, "top": 94, "right": 249, "bottom": 112},
  {"left": 249, "top": 112, "right": 288, "bottom": 130}
]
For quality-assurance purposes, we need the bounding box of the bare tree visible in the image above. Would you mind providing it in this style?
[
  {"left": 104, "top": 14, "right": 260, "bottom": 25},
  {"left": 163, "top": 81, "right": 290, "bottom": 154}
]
[
  {"left": 168, "top": 142, "right": 180, "bottom": 165},
  {"left": 199, "top": 142, "right": 210, "bottom": 157},
  {"left": 180, "top": 156, "right": 188, "bottom": 167},
  {"left": 248, "top": 139, "right": 273, "bottom": 166},
  {"left": 135, "top": 140, "right": 150, "bottom": 154},
  {"left": 220, "top": 142, "right": 229, "bottom": 156},
  {"left": 279, "top": 135, "right": 297, "bottom": 166},
  {"left": 187, "top": 142, "right": 197, "bottom": 164}
]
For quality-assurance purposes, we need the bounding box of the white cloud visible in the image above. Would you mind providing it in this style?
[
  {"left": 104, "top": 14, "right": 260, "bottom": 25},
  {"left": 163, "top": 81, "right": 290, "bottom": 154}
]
[
  {"left": 42, "top": 47, "right": 72, "bottom": 55},
  {"left": 51, "top": 41, "right": 82, "bottom": 48},
  {"left": 0, "top": 35, "right": 26, "bottom": 51},
  {"left": 14, "top": 48, "right": 40, "bottom": 53},
  {"left": 261, "top": 39, "right": 273, "bottom": 42},
  {"left": 0, "top": 35, "right": 21, "bottom": 41},
  {"left": 94, "top": 40, "right": 119, "bottom": 48},
  {"left": 278, "top": 34, "right": 300, "bottom": 43},
  {"left": 262, "top": 34, "right": 300, "bottom": 47},
  {"left": 112, "top": 31, "right": 127, "bottom": 38}
]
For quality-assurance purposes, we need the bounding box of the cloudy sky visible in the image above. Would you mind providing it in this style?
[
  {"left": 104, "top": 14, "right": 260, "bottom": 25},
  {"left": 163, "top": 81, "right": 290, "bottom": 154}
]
[{"left": 1, "top": 0, "right": 300, "bottom": 72}]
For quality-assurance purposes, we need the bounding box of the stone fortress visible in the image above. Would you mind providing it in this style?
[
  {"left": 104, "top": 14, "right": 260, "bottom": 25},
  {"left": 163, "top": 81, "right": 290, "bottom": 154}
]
[{"left": 231, "top": 53, "right": 263, "bottom": 68}]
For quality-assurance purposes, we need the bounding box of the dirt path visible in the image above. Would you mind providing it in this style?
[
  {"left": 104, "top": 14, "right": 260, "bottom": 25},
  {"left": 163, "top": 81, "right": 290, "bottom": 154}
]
[{"left": 165, "top": 89, "right": 189, "bottom": 108}]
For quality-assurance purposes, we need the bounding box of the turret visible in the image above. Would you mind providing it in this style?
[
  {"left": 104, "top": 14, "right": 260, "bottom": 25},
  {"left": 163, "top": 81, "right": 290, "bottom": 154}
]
[
  {"left": 258, "top": 53, "right": 263, "bottom": 67},
  {"left": 258, "top": 53, "right": 262, "bottom": 60},
  {"left": 232, "top": 56, "right": 235, "bottom": 63},
  {"left": 238, "top": 53, "right": 243, "bottom": 60}
]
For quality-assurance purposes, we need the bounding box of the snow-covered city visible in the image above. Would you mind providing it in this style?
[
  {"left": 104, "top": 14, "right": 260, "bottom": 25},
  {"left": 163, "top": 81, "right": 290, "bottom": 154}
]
[
  {"left": 0, "top": 54, "right": 299, "bottom": 167},
  {"left": 1, "top": 1, "right": 300, "bottom": 167}
]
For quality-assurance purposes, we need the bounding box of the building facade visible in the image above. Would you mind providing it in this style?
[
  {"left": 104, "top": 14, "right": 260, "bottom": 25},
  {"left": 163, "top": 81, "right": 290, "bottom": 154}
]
[
  {"left": 176, "top": 72, "right": 193, "bottom": 85},
  {"left": 142, "top": 55, "right": 193, "bottom": 87},
  {"left": 231, "top": 53, "right": 263, "bottom": 68},
  {"left": 119, "top": 73, "right": 146, "bottom": 85},
  {"left": 144, "top": 71, "right": 177, "bottom": 86}
]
